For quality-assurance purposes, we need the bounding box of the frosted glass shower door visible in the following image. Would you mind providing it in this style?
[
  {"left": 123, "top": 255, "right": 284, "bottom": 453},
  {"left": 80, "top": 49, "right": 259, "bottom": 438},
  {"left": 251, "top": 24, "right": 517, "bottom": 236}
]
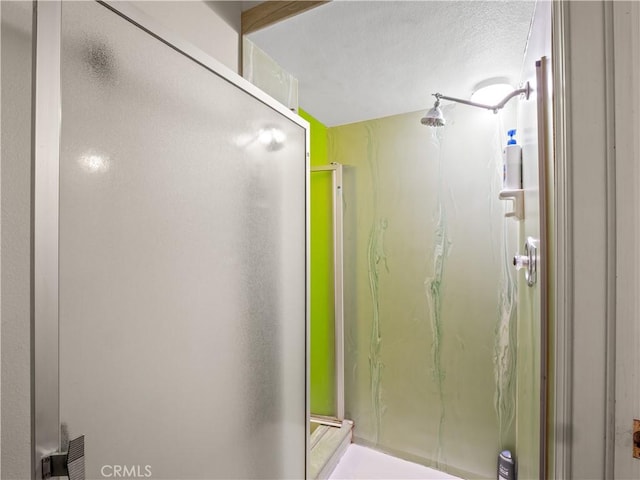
[{"left": 40, "top": 2, "right": 307, "bottom": 478}]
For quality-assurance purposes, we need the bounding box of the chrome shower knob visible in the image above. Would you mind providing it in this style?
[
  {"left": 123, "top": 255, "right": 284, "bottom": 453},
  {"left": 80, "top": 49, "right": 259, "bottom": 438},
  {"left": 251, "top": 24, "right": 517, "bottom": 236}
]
[{"left": 514, "top": 237, "right": 538, "bottom": 287}]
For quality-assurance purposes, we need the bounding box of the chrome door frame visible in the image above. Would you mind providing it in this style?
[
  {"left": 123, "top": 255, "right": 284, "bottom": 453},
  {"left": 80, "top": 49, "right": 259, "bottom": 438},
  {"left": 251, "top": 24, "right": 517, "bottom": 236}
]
[
  {"left": 33, "top": 3, "right": 62, "bottom": 479},
  {"left": 32, "top": 1, "right": 310, "bottom": 478}
]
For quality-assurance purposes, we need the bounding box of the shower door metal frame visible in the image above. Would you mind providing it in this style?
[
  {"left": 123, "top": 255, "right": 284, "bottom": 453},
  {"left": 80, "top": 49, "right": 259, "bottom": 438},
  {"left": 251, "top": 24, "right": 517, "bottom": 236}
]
[
  {"left": 32, "top": 1, "right": 311, "bottom": 478},
  {"left": 33, "top": 3, "right": 62, "bottom": 477},
  {"left": 551, "top": 3, "right": 571, "bottom": 478},
  {"left": 310, "top": 162, "right": 345, "bottom": 422},
  {"left": 536, "top": 56, "right": 551, "bottom": 480}
]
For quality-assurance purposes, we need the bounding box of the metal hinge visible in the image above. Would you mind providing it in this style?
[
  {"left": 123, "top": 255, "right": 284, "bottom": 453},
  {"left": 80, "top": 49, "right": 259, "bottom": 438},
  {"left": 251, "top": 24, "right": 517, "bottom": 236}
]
[{"left": 42, "top": 435, "right": 85, "bottom": 480}]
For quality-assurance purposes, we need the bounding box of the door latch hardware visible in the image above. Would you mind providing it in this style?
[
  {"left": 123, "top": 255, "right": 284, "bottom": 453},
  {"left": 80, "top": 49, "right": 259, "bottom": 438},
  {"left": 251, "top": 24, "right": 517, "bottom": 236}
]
[
  {"left": 42, "top": 435, "right": 85, "bottom": 480},
  {"left": 42, "top": 453, "right": 68, "bottom": 479}
]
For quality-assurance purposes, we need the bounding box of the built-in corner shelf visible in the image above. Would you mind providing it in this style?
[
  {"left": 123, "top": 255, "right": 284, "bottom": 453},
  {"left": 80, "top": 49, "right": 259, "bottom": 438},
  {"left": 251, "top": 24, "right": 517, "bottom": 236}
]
[{"left": 499, "top": 189, "right": 524, "bottom": 220}]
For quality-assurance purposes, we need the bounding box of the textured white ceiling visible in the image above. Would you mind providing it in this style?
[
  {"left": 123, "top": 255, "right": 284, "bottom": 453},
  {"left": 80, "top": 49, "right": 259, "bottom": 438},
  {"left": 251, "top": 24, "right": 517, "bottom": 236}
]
[{"left": 248, "top": 1, "right": 536, "bottom": 126}]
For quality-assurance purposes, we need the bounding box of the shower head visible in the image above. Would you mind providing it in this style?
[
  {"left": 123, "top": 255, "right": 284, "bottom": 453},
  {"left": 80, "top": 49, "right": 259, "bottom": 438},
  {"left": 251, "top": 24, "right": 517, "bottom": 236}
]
[{"left": 421, "top": 98, "right": 446, "bottom": 127}]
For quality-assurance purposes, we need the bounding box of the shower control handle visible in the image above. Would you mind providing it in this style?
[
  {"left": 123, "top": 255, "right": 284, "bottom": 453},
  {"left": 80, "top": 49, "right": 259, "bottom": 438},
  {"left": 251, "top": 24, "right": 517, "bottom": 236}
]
[{"left": 513, "top": 237, "right": 538, "bottom": 287}]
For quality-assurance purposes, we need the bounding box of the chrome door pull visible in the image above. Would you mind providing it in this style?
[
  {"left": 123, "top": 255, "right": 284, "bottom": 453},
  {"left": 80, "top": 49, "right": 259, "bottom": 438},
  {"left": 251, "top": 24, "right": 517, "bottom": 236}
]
[{"left": 42, "top": 435, "right": 85, "bottom": 480}]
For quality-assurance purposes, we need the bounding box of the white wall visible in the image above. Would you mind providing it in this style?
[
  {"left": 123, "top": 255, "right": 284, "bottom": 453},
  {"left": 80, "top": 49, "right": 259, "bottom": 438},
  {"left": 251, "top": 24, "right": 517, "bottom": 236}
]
[{"left": 0, "top": 2, "right": 241, "bottom": 478}]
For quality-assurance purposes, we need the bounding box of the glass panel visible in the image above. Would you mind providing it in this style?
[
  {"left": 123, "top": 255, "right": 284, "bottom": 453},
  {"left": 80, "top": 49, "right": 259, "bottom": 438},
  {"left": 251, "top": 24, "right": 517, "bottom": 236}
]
[
  {"left": 330, "top": 104, "right": 523, "bottom": 479},
  {"left": 242, "top": 37, "right": 298, "bottom": 112},
  {"left": 58, "top": 2, "right": 306, "bottom": 479},
  {"left": 1, "top": 2, "right": 34, "bottom": 477},
  {"left": 310, "top": 170, "right": 335, "bottom": 416}
]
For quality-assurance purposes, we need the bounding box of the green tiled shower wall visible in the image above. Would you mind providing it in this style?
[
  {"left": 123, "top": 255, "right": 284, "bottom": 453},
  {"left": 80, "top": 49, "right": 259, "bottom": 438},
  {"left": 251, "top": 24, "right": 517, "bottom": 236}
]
[{"left": 329, "top": 104, "right": 526, "bottom": 479}]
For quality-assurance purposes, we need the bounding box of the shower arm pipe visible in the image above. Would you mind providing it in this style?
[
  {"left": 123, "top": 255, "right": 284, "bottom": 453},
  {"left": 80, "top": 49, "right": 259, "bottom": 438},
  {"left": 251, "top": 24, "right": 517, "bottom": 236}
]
[{"left": 434, "top": 81, "right": 531, "bottom": 113}]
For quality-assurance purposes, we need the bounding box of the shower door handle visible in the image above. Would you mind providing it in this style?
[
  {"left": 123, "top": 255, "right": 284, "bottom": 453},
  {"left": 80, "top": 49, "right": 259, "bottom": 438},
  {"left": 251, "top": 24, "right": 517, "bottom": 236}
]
[
  {"left": 514, "top": 237, "right": 538, "bottom": 287},
  {"left": 42, "top": 435, "right": 85, "bottom": 480}
]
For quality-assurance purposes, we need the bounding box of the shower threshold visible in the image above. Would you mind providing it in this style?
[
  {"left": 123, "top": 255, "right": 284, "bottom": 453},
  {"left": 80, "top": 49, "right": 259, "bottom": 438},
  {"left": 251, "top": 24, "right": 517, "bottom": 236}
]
[{"left": 310, "top": 416, "right": 353, "bottom": 479}]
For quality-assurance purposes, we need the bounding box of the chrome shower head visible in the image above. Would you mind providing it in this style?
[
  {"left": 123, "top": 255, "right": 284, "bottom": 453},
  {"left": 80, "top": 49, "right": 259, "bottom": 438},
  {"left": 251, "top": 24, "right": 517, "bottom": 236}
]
[
  {"left": 421, "top": 98, "right": 446, "bottom": 127},
  {"left": 421, "top": 82, "right": 531, "bottom": 126}
]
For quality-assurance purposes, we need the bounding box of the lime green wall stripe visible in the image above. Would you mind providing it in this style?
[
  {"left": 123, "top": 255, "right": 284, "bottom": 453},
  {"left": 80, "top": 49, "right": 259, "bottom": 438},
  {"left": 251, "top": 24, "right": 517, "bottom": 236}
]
[{"left": 300, "top": 109, "right": 335, "bottom": 415}]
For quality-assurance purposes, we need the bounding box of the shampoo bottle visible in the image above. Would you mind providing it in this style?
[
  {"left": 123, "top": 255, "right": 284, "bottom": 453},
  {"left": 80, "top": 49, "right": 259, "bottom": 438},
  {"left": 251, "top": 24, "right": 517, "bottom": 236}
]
[{"left": 503, "top": 129, "right": 522, "bottom": 189}]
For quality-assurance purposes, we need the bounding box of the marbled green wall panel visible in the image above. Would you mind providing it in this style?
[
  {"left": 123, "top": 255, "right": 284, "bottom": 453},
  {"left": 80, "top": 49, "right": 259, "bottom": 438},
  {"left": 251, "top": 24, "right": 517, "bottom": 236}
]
[{"left": 329, "top": 105, "right": 521, "bottom": 478}]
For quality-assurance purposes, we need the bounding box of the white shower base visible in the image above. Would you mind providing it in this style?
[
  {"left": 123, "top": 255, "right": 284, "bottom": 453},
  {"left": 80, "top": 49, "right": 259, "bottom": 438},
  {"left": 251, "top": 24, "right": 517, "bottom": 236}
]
[{"left": 328, "top": 444, "right": 462, "bottom": 480}]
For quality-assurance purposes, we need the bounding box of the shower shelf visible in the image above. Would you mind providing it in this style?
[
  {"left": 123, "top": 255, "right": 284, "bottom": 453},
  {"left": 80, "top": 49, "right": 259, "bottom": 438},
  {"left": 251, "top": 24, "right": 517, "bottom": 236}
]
[{"left": 499, "top": 189, "right": 525, "bottom": 220}]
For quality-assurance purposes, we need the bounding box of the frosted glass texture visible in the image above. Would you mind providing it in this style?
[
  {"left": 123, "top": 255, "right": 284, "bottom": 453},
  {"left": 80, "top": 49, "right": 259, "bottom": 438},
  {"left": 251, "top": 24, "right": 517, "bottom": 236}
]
[
  {"left": 58, "top": 2, "right": 306, "bottom": 479},
  {"left": 331, "top": 105, "right": 524, "bottom": 479}
]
